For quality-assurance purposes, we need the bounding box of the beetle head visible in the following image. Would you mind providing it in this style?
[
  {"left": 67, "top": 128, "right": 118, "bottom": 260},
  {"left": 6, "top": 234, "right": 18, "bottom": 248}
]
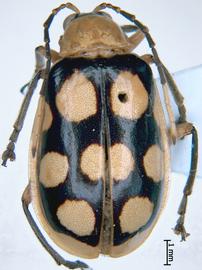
[{"left": 59, "top": 12, "right": 132, "bottom": 58}]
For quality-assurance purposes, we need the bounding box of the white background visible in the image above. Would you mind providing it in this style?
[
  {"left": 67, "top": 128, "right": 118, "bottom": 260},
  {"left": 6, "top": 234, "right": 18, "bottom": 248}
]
[{"left": 0, "top": 0, "right": 202, "bottom": 270}]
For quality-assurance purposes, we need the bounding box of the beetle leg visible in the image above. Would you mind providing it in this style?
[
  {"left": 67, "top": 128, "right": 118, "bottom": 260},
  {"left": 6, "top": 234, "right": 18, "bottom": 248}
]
[
  {"left": 173, "top": 123, "right": 198, "bottom": 241},
  {"left": 20, "top": 49, "right": 45, "bottom": 95},
  {"left": 140, "top": 54, "right": 154, "bottom": 65},
  {"left": 22, "top": 185, "right": 90, "bottom": 270},
  {"left": 121, "top": 24, "right": 145, "bottom": 51},
  {"left": 127, "top": 29, "right": 145, "bottom": 51},
  {"left": 1, "top": 70, "right": 42, "bottom": 167},
  {"left": 161, "top": 64, "right": 187, "bottom": 123},
  {"left": 128, "top": 30, "right": 145, "bottom": 51},
  {"left": 35, "top": 45, "right": 62, "bottom": 65},
  {"left": 140, "top": 53, "right": 187, "bottom": 124},
  {"left": 1, "top": 43, "right": 55, "bottom": 165},
  {"left": 20, "top": 46, "right": 60, "bottom": 95},
  {"left": 121, "top": 24, "right": 138, "bottom": 33}
]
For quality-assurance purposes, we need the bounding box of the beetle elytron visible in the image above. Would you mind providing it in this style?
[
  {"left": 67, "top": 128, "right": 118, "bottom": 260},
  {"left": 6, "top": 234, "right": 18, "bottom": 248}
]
[{"left": 1, "top": 2, "right": 198, "bottom": 269}]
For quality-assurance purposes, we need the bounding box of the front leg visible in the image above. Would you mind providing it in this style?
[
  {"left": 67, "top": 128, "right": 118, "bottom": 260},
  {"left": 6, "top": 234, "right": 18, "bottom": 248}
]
[
  {"left": 20, "top": 46, "right": 61, "bottom": 94},
  {"left": 1, "top": 46, "right": 48, "bottom": 166},
  {"left": 1, "top": 70, "right": 41, "bottom": 166},
  {"left": 128, "top": 29, "right": 145, "bottom": 51},
  {"left": 35, "top": 46, "right": 62, "bottom": 65}
]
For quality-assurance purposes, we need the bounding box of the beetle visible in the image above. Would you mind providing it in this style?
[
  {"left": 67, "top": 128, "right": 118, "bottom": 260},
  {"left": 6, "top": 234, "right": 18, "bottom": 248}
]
[{"left": 1, "top": 2, "right": 198, "bottom": 270}]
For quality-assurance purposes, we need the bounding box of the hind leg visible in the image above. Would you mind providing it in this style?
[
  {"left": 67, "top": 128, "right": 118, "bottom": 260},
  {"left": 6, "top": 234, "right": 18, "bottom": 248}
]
[{"left": 21, "top": 185, "right": 90, "bottom": 269}]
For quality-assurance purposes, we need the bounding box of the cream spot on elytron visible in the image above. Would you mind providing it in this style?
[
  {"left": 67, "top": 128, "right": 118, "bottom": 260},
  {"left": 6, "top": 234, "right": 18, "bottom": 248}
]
[
  {"left": 57, "top": 200, "right": 95, "bottom": 236},
  {"left": 42, "top": 101, "right": 53, "bottom": 131},
  {"left": 120, "top": 197, "right": 154, "bottom": 233},
  {"left": 111, "top": 71, "right": 148, "bottom": 119},
  {"left": 110, "top": 143, "right": 135, "bottom": 181},
  {"left": 80, "top": 144, "right": 104, "bottom": 181},
  {"left": 39, "top": 152, "right": 68, "bottom": 188},
  {"left": 143, "top": 144, "right": 163, "bottom": 182},
  {"left": 56, "top": 70, "right": 97, "bottom": 122}
]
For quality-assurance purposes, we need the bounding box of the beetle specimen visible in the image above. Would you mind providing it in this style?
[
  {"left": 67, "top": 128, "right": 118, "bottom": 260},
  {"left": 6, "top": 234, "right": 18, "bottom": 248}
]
[{"left": 1, "top": 2, "right": 198, "bottom": 269}]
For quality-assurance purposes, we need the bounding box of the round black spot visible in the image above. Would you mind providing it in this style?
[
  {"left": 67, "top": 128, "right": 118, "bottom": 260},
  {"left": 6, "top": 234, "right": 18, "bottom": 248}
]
[{"left": 118, "top": 92, "right": 128, "bottom": 103}]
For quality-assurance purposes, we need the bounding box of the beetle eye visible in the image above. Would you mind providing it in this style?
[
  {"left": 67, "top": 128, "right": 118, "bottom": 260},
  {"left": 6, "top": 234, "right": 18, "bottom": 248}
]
[{"left": 118, "top": 92, "right": 128, "bottom": 103}]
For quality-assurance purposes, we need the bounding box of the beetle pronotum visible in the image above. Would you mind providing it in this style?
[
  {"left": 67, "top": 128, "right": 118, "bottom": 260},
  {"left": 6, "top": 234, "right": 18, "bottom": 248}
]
[{"left": 1, "top": 2, "right": 198, "bottom": 269}]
